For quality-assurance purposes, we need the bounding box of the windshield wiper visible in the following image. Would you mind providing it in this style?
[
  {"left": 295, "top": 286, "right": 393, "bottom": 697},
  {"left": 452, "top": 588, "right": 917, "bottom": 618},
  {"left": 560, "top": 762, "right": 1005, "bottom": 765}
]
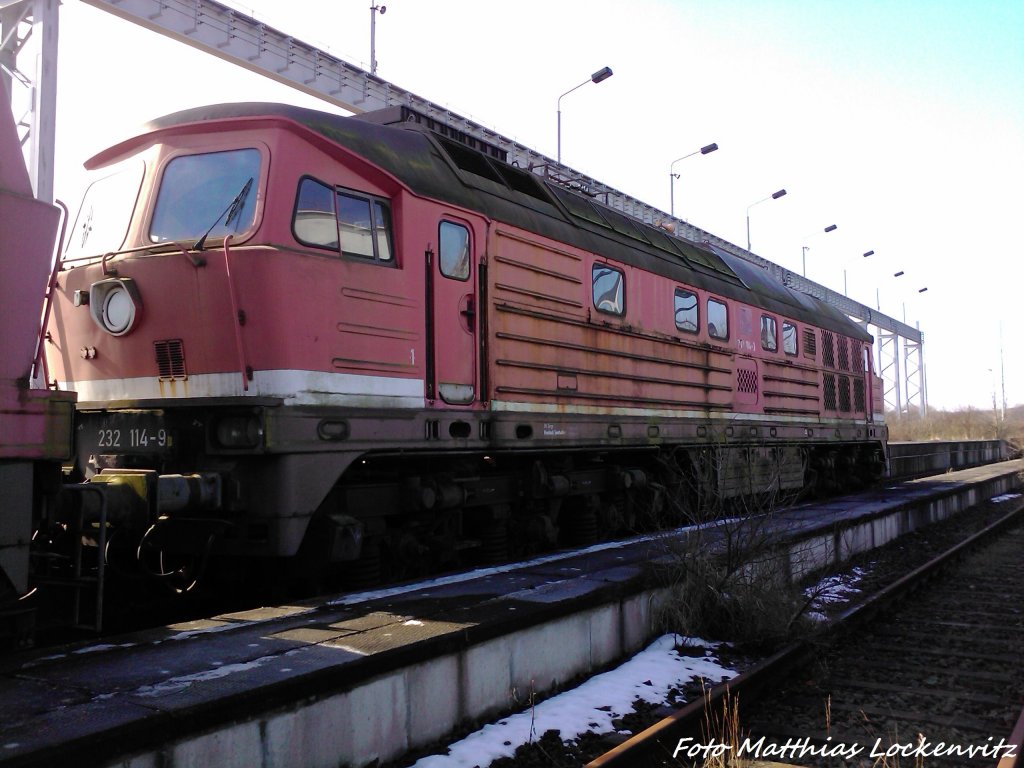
[{"left": 192, "top": 177, "right": 254, "bottom": 251}]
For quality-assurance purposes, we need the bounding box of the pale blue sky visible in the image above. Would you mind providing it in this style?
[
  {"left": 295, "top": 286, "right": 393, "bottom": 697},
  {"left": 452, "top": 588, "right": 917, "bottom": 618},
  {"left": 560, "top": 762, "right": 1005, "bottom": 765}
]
[{"left": 46, "top": 0, "right": 1024, "bottom": 410}]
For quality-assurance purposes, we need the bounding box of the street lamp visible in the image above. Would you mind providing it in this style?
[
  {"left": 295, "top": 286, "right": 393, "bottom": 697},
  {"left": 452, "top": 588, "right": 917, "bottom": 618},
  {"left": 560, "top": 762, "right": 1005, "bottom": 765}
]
[
  {"left": 875, "top": 269, "right": 915, "bottom": 311},
  {"left": 745, "top": 189, "right": 787, "bottom": 252},
  {"left": 369, "top": 3, "right": 386, "bottom": 75},
  {"left": 669, "top": 143, "right": 718, "bottom": 218},
  {"left": 557, "top": 66, "right": 613, "bottom": 164},
  {"left": 902, "top": 287, "right": 929, "bottom": 322},
  {"left": 800, "top": 223, "right": 838, "bottom": 277},
  {"left": 844, "top": 250, "right": 874, "bottom": 295}
]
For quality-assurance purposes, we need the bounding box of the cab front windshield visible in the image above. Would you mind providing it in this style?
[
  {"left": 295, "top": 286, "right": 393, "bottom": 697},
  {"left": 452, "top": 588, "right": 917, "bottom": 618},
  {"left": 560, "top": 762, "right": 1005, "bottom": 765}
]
[{"left": 149, "top": 148, "right": 261, "bottom": 244}]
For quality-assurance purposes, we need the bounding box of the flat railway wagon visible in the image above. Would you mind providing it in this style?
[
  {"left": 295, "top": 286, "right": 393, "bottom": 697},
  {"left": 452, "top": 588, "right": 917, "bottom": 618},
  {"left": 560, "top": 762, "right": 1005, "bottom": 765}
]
[{"left": 41, "top": 102, "right": 887, "bottom": 594}]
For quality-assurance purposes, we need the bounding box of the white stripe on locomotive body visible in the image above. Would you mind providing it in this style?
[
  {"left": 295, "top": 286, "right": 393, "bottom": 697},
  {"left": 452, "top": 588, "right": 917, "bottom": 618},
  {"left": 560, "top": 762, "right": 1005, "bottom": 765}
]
[
  {"left": 489, "top": 399, "right": 875, "bottom": 427},
  {"left": 62, "top": 370, "right": 425, "bottom": 408}
]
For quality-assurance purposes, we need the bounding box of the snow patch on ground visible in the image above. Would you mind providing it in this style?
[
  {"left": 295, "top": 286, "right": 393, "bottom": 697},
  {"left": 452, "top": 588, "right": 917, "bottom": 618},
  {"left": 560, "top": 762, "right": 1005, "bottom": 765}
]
[
  {"left": 411, "top": 635, "right": 736, "bottom": 768},
  {"left": 990, "top": 493, "right": 1021, "bottom": 503},
  {"left": 804, "top": 564, "right": 872, "bottom": 622}
]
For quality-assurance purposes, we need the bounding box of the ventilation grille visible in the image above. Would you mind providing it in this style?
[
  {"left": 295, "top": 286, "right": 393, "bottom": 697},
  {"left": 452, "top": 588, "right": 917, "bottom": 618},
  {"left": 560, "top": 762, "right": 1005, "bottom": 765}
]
[
  {"left": 854, "top": 378, "right": 866, "bottom": 413},
  {"left": 821, "top": 330, "right": 835, "bottom": 369},
  {"left": 823, "top": 373, "right": 837, "bottom": 411},
  {"left": 838, "top": 335, "right": 851, "bottom": 371},
  {"left": 737, "top": 368, "right": 759, "bottom": 395},
  {"left": 802, "top": 328, "right": 817, "bottom": 360},
  {"left": 838, "top": 375, "right": 852, "bottom": 412},
  {"left": 155, "top": 339, "right": 187, "bottom": 380}
]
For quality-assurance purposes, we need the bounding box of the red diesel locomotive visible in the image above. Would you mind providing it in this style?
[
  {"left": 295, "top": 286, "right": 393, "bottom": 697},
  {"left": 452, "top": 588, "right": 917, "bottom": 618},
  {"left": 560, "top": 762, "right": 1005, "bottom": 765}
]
[{"left": 43, "top": 102, "right": 886, "bottom": 590}]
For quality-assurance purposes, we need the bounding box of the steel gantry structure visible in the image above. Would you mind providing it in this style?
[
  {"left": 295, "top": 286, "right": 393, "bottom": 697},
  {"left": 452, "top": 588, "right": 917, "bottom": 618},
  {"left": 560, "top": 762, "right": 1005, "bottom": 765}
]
[
  {"left": 4, "top": 0, "right": 927, "bottom": 417},
  {"left": 0, "top": 0, "right": 58, "bottom": 203}
]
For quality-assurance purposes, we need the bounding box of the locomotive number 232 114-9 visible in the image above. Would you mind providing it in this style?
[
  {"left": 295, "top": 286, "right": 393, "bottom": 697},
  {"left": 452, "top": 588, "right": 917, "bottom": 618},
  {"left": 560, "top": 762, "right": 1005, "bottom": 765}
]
[{"left": 96, "top": 427, "right": 171, "bottom": 449}]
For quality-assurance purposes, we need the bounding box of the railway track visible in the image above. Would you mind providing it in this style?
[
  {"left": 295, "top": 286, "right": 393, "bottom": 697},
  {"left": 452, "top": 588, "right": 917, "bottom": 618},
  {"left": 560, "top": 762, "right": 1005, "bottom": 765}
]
[
  {"left": 741, "top": 513, "right": 1024, "bottom": 767},
  {"left": 588, "top": 498, "right": 1024, "bottom": 767}
]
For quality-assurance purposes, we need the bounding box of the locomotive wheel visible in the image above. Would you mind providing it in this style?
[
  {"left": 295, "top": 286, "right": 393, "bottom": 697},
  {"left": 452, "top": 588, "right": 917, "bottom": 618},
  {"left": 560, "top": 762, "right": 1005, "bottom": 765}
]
[
  {"left": 479, "top": 521, "right": 509, "bottom": 564},
  {"left": 561, "top": 497, "right": 598, "bottom": 546},
  {"left": 340, "top": 540, "right": 382, "bottom": 590}
]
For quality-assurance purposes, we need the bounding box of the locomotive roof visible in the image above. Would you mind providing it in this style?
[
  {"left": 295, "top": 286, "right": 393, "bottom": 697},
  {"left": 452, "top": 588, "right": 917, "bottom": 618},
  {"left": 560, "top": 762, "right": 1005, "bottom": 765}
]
[{"left": 138, "top": 102, "right": 871, "bottom": 343}]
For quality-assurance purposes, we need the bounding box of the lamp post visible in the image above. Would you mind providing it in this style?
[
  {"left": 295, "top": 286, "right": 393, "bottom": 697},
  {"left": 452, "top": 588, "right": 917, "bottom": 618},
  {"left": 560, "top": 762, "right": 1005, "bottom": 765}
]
[
  {"left": 800, "top": 223, "right": 838, "bottom": 277},
  {"left": 669, "top": 143, "right": 718, "bottom": 218},
  {"left": 745, "top": 189, "right": 787, "bottom": 252},
  {"left": 903, "top": 287, "right": 929, "bottom": 322},
  {"left": 370, "top": 3, "right": 386, "bottom": 75},
  {"left": 557, "top": 67, "right": 613, "bottom": 164},
  {"left": 843, "top": 250, "right": 874, "bottom": 295},
  {"left": 875, "top": 269, "right": 915, "bottom": 312}
]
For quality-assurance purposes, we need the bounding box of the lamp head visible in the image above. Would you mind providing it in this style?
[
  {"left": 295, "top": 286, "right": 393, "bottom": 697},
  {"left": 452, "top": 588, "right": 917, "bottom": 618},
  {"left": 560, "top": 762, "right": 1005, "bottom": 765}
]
[{"left": 591, "top": 66, "right": 614, "bottom": 83}]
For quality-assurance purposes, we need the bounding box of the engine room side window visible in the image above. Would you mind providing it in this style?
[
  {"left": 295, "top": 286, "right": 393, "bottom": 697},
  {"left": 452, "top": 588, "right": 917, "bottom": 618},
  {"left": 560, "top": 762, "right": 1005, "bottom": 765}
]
[
  {"left": 592, "top": 263, "right": 625, "bottom": 316},
  {"left": 439, "top": 221, "right": 471, "bottom": 280},
  {"left": 293, "top": 178, "right": 339, "bottom": 249},
  {"left": 150, "top": 148, "right": 260, "bottom": 244},
  {"left": 674, "top": 288, "right": 699, "bottom": 333},
  {"left": 707, "top": 298, "right": 729, "bottom": 340},
  {"left": 760, "top": 314, "right": 778, "bottom": 352},
  {"left": 782, "top": 321, "right": 798, "bottom": 356}
]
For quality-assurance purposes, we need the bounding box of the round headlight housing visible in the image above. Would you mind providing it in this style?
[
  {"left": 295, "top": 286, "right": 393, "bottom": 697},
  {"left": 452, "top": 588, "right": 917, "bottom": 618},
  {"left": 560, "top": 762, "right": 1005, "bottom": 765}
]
[{"left": 89, "top": 278, "right": 141, "bottom": 336}]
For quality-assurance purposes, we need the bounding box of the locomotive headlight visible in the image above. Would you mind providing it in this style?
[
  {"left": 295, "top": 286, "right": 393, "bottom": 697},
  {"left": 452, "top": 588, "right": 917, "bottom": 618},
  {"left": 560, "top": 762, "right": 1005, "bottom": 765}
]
[
  {"left": 214, "top": 414, "right": 264, "bottom": 448},
  {"left": 89, "top": 278, "right": 142, "bottom": 336}
]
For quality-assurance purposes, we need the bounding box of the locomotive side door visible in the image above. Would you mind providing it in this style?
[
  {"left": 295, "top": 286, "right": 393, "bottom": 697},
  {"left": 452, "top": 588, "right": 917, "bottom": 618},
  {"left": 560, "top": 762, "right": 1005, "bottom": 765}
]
[{"left": 429, "top": 217, "right": 478, "bottom": 405}]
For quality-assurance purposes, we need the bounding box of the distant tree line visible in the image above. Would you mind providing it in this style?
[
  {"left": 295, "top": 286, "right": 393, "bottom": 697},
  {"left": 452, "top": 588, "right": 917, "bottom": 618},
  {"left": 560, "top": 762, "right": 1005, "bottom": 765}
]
[{"left": 886, "top": 404, "right": 1024, "bottom": 446}]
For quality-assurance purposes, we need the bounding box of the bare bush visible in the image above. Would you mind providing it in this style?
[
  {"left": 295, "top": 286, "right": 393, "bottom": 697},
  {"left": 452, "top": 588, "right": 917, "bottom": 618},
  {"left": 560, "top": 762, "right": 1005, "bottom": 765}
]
[{"left": 651, "top": 440, "right": 815, "bottom": 649}]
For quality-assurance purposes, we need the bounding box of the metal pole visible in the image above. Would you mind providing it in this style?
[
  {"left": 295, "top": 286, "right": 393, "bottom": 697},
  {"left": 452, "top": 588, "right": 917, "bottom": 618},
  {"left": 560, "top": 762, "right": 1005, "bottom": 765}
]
[
  {"left": 556, "top": 67, "right": 613, "bottom": 165},
  {"left": 370, "top": 5, "right": 376, "bottom": 74},
  {"left": 370, "top": 3, "right": 385, "bottom": 75},
  {"left": 557, "top": 106, "right": 562, "bottom": 164}
]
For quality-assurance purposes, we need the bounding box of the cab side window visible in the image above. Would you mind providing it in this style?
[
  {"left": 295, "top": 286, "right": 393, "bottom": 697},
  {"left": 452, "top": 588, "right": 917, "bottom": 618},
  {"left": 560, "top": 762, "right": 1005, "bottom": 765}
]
[
  {"left": 293, "top": 177, "right": 394, "bottom": 264},
  {"left": 294, "top": 178, "right": 338, "bottom": 249},
  {"left": 337, "top": 191, "right": 393, "bottom": 262}
]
